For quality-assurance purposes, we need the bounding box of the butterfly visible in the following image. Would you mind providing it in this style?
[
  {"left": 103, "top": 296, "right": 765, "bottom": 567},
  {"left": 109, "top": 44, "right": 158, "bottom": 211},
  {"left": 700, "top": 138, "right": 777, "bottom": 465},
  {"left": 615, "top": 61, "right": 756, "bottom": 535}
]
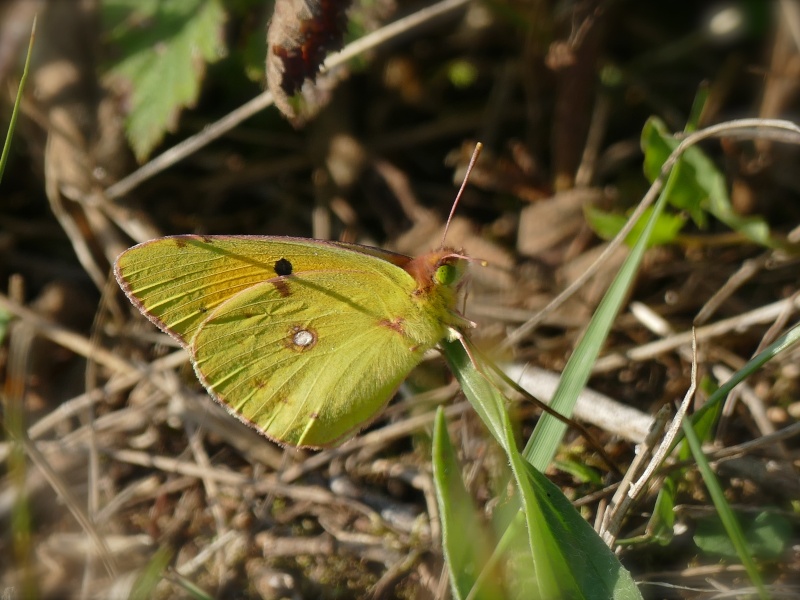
[
  {"left": 114, "top": 235, "right": 472, "bottom": 448},
  {"left": 114, "top": 146, "right": 482, "bottom": 449}
]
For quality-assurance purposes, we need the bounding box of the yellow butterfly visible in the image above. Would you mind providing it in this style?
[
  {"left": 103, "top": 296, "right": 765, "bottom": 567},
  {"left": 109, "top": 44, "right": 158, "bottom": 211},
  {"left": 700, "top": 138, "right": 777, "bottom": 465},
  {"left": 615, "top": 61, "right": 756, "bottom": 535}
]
[{"left": 115, "top": 235, "right": 471, "bottom": 448}]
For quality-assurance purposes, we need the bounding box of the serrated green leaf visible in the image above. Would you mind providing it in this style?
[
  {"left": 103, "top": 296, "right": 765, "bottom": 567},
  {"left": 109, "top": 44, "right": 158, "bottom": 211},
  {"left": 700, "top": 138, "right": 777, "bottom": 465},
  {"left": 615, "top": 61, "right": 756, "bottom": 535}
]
[{"left": 103, "top": 0, "right": 227, "bottom": 160}]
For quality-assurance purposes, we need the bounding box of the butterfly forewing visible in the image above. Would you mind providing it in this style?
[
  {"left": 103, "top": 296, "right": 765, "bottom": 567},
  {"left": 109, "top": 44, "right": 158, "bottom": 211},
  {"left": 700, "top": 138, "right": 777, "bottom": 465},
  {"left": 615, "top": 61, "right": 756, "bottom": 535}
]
[{"left": 114, "top": 235, "right": 414, "bottom": 346}]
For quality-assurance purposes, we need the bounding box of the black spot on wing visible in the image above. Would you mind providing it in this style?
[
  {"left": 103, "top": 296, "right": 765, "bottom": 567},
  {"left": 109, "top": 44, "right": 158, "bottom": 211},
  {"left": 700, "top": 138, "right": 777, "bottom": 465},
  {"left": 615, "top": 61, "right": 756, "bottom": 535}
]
[{"left": 274, "top": 258, "right": 293, "bottom": 276}]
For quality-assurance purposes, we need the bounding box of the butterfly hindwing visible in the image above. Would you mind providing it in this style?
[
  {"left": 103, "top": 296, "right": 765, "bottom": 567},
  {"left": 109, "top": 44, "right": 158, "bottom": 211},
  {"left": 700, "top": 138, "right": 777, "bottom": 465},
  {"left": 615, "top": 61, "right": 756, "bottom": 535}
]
[{"left": 191, "top": 270, "right": 448, "bottom": 447}]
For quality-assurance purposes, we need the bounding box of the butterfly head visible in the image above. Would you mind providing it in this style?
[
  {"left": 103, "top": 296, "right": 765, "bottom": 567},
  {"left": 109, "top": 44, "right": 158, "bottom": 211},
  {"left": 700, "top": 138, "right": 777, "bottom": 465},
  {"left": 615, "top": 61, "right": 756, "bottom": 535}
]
[{"left": 405, "top": 249, "right": 469, "bottom": 295}]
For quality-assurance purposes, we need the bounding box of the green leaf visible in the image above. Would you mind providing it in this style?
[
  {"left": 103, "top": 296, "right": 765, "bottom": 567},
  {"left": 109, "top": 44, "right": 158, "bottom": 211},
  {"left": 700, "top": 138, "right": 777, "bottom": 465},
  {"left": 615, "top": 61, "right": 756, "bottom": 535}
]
[
  {"left": 0, "top": 306, "right": 12, "bottom": 346},
  {"left": 552, "top": 458, "right": 604, "bottom": 486},
  {"left": 523, "top": 463, "right": 642, "bottom": 600},
  {"left": 444, "top": 340, "right": 573, "bottom": 597},
  {"left": 648, "top": 475, "right": 677, "bottom": 546},
  {"left": 103, "top": 0, "right": 227, "bottom": 161},
  {"left": 638, "top": 384, "right": 718, "bottom": 548},
  {"left": 642, "top": 118, "right": 708, "bottom": 227},
  {"left": 642, "top": 117, "right": 778, "bottom": 248},
  {"left": 585, "top": 205, "right": 686, "bottom": 248},
  {"left": 443, "top": 341, "right": 643, "bottom": 599},
  {"left": 432, "top": 408, "right": 506, "bottom": 600},
  {"left": 694, "top": 511, "right": 791, "bottom": 561},
  {"left": 442, "top": 340, "right": 511, "bottom": 451},
  {"left": 647, "top": 321, "right": 800, "bottom": 558},
  {"left": 670, "top": 323, "right": 800, "bottom": 599},
  {"left": 684, "top": 84, "right": 709, "bottom": 133}
]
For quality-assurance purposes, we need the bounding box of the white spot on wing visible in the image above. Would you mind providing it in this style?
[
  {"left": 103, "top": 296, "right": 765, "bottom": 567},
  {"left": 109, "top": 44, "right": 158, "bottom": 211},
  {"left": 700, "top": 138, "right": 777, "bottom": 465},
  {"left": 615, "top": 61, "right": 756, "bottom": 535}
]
[{"left": 293, "top": 329, "right": 315, "bottom": 347}]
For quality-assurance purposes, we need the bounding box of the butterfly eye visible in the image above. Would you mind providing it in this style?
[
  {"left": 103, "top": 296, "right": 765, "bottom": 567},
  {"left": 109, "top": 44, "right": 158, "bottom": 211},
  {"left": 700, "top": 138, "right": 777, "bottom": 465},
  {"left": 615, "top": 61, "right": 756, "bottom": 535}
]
[{"left": 434, "top": 263, "right": 457, "bottom": 285}]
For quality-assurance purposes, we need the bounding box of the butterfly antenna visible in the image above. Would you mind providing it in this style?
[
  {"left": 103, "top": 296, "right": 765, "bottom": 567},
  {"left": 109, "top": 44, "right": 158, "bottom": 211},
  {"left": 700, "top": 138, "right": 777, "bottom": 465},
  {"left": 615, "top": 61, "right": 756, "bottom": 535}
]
[{"left": 440, "top": 142, "right": 483, "bottom": 248}]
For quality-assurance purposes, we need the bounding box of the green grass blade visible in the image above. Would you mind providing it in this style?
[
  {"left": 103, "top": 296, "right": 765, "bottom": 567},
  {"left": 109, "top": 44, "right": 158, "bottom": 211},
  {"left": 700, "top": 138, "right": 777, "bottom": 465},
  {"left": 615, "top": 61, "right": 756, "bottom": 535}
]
[
  {"left": 685, "top": 84, "right": 709, "bottom": 133},
  {"left": 129, "top": 547, "right": 175, "bottom": 600},
  {"left": 432, "top": 408, "right": 505, "bottom": 600},
  {"left": 3, "top": 17, "right": 38, "bottom": 598},
  {"left": 681, "top": 420, "right": 768, "bottom": 598},
  {"left": 443, "top": 339, "right": 572, "bottom": 597},
  {"left": 663, "top": 321, "right": 800, "bottom": 593},
  {"left": 692, "top": 320, "right": 800, "bottom": 425},
  {"left": 443, "top": 340, "right": 642, "bottom": 599},
  {"left": 169, "top": 569, "right": 216, "bottom": 600},
  {"left": 523, "top": 160, "right": 678, "bottom": 471},
  {"left": 630, "top": 316, "right": 799, "bottom": 568},
  {"left": 0, "top": 16, "right": 35, "bottom": 182}
]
